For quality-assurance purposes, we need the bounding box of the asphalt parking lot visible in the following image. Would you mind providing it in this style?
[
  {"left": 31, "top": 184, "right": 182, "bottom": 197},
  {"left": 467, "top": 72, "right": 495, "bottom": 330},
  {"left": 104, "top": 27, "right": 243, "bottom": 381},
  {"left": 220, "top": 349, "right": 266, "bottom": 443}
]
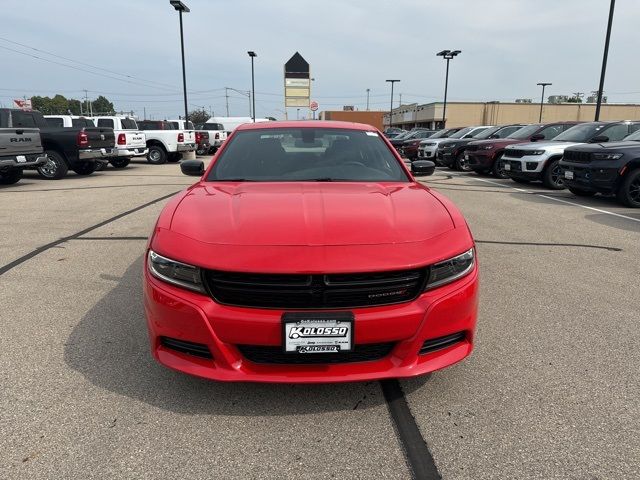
[{"left": 2, "top": 159, "right": 639, "bottom": 480}]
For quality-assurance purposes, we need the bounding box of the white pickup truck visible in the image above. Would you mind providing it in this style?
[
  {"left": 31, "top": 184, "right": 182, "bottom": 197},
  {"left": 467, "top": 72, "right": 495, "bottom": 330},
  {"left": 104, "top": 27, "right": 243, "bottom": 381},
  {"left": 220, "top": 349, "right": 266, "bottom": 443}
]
[
  {"left": 89, "top": 116, "right": 147, "bottom": 168},
  {"left": 137, "top": 120, "right": 195, "bottom": 164}
]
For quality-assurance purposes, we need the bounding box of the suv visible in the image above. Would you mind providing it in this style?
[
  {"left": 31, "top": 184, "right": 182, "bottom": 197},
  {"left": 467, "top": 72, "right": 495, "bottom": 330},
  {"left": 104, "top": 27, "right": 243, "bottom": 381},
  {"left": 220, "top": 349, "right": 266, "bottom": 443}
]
[
  {"left": 416, "top": 128, "right": 464, "bottom": 161},
  {"left": 398, "top": 130, "right": 438, "bottom": 160},
  {"left": 466, "top": 122, "right": 578, "bottom": 178},
  {"left": 560, "top": 129, "right": 640, "bottom": 207},
  {"left": 502, "top": 121, "right": 640, "bottom": 189},
  {"left": 438, "top": 124, "right": 523, "bottom": 171},
  {"left": 0, "top": 113, "right": 48, "bottom": 184}
]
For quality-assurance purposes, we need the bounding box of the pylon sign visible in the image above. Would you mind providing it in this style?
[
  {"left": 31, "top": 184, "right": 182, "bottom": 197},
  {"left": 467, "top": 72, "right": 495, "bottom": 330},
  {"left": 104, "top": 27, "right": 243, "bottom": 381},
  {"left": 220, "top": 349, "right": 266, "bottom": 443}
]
[{"left": 284, "top": 52, "right": 310, "bottom": 108}]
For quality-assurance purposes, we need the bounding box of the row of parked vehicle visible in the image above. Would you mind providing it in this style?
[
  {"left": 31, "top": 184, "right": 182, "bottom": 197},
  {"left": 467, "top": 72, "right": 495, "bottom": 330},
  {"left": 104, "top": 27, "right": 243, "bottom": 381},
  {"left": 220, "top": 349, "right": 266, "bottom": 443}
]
[
  {"left": 385, "top": 120, "right": 640, "bottom": 208},
  {"left": 0, "top": 108, "right": 229, "bottom": 185}
]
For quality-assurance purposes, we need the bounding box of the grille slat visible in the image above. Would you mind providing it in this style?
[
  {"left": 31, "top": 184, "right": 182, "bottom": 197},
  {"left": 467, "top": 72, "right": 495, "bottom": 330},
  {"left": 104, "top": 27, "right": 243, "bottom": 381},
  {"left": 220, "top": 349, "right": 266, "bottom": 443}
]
[
  {"left": 237, "top": 343, "right": 395, "bottom": 364},
  {"left": 204, "top": 269, "right": 428, "bottom": 309},
  {"left": 419, "top": 332, "right": 466, "bottom": 355},
  {"left": 563, "top": 150, "right": 592, "bottom": 163}
]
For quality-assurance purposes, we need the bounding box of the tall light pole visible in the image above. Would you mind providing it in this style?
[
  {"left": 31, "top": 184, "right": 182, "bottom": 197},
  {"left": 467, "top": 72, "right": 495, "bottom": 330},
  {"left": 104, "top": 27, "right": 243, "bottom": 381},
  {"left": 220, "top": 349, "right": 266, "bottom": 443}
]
[
  {"left": 537, "top": 82, "right": 552, "bottom": 122},
  {"left": 297, "top": 108, "right": 300, "bottom": 120},
  {"left": 366, "top": 88, "right": 370, "bottom": 111},
  {"left": 385, "top": 79, "right": 400, "bottom": 131},
  {"left": 169, "top": 1, "right": 190, "bottom": 123},
  {"left": 595, "top": 0, "right": 615, "bottom": 121},
  {"left": 247, "top": 51, "right": 257, "bottom": 122},
  {"left": 436, "top": 49, "right": 461, "bottom": 128}
]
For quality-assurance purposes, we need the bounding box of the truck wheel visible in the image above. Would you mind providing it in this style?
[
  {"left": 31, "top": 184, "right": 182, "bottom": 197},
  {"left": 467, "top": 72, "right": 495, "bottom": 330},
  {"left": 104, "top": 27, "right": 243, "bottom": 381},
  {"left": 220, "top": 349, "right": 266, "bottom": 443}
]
[
  {"left": 94, "top": 161, "right": 106, "bottom": 171},
  {"left": 491, "top": 155, "right": 508, "bottom": 179},
  {"left": 568, "top": 187, "right": 596, "bottom": 197},
  {"left": 455, "top": 152, "right": 472, "bottom": 172},
  {"left": 110, "top": 157, "right": 130, "bottom": 169},
  {"left": 542, "top": 159, "right": 565, "bottom": 189},
  {"left": 0, "top": 169, "right": 23, "bottom": 185},
  {"left": 616, "top": 169, "right": 640, "bottom": 208},
  {"left": 38, "top": 151, "right": 68, "bottom": 180},
  {"left": 72, "top": 161, "right": 97, "bottom": 176},
  {"left": 147, "top": 145, "right": 167, "bottom": 165}
]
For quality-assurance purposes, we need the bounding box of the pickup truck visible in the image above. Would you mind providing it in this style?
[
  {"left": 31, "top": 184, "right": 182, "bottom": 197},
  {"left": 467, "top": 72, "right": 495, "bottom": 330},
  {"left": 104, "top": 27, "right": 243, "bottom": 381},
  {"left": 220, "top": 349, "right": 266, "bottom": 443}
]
[
  {"left": 0, "top": 118, "right": 48, "bottom": 185},
  {"left": 196, "top": 122, "right": 226, "bottom": 153},
  {"left": 168, "top": 119, "right": 210, "bottom": 155},
  {"left": 502, "top": 121, "right": 640, "bottom": 189},
  {"left": 1, "top": 109, "right": 114, "bottom": 179},
  {"left": 89, "top": 116, "right": 147, "bottom": 168},
  {"left": 137, "top": 120, "right": 196, "bottom": 164}
]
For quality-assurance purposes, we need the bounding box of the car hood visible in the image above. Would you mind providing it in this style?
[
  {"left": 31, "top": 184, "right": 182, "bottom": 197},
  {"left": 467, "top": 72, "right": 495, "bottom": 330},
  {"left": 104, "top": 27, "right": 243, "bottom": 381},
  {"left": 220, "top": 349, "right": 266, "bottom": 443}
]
[
  {"left": 567, "top": 140, "right": 640, "bottom": 152},
  {"left": 169, "top": 182, "right": 454, "bottom": 247},
  {"left": 467, "top": 138, "right": 521, "bottom": 147},
  {"left": 420, "top": 138, "right": 450, "bottom": 146},
  {"left": 507, "top": 140, "right": 583, "bottom": 151}
]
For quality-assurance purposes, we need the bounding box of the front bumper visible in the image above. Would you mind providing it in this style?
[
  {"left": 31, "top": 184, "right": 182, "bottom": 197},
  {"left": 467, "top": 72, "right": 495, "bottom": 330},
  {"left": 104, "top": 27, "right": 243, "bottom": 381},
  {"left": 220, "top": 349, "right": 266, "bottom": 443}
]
[
  {"left": 177, "top": 143, "right": 196, "bottom": 152},
  {"left": 0, "top": 154, "right": 48, "bottom": 169},
  {"left": 467, "top": 150, "right": 497, "bottom": 171},
  {"left": 143, "top": 262, "right": 479, "bottom": 383},
  {"left": 417, "top": 146, "right": 437, "bottom": 160},
  {"left": 560, "top": 160, "right": 622, "bottom": 194},
  {"left": 78, "top": 147, "right": 115, "bottom": 160},
  {"left": 439, "top": 150, "right": 457, "bottom": 167},
  {"left": 116, "top": 146, "right": 148, "bottom": 158}
]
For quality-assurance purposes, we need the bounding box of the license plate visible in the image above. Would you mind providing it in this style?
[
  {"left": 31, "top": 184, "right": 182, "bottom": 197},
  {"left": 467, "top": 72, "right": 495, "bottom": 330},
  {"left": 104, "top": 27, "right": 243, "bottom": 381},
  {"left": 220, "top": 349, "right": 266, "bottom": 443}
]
[
  {"left": 564, "top": 170, "right": 574, "bottom": 180},
  {"left": 464, "top": 154, "right": 469, "bottom": 160},
  {"left": 283, "top": 312, "right": 354, "bottom": 353},
  {"left": 16, "top": 155, "right": 27, "bottom": 163},
  {"left": 504, "top": 163, "right": 511, "bottom": 171}
]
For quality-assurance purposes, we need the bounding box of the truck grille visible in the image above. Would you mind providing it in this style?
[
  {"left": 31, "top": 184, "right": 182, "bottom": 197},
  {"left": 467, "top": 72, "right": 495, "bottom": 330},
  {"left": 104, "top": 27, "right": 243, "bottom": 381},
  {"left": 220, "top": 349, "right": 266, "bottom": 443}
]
[
  {"left": 563, "top": 150, "right": 592, "bottom": 163},
  {"left": 237, "top": 343, "right": 395, "bottom": 364},
  {"left": 203, "top": 268, "right": 428, "bottom": 309}
]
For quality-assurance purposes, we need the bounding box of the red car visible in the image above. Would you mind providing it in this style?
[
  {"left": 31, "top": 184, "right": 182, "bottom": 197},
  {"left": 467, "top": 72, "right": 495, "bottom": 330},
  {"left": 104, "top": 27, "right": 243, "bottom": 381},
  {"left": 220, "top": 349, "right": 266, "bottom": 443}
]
[{"left": 143, "top": 121, "right": 479, "bottom": 383}]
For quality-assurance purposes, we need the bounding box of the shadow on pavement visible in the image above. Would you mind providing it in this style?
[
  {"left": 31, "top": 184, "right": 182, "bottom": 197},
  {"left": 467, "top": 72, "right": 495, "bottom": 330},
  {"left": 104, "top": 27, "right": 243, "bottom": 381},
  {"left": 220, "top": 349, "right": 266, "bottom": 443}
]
[{"left": 65, "top": 256, "right": 429, "bottom": 416}]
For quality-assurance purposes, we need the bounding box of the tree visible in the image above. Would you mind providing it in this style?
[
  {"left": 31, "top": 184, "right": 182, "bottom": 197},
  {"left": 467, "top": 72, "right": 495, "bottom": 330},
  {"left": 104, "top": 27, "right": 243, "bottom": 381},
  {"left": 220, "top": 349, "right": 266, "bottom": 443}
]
[
  {"left": 188, "top": 109, "right": 210, "bottom": 125},
  {"left": 567, "top": 96, "right": 583, "bottom": 103},
  {"left": 91, "top": 95, "right": 114, "bottom": 115},
  {"left": 29, "top": 94, "right": 115, "bottom": 115}
]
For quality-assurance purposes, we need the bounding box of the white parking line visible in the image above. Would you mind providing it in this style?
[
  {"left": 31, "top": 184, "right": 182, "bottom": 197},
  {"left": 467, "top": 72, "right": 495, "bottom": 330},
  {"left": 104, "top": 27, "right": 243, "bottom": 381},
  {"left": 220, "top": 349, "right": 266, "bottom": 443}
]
[{"left": 445, "top": 173, "right": 640, "bottom": 225}]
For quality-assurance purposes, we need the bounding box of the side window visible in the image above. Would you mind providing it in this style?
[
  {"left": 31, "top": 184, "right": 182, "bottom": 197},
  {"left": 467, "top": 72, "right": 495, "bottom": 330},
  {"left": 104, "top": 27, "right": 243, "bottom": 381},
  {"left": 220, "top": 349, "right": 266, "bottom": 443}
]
[
  {"left": 45, "top": 117, "right": 64, "bottom": 127},
  {"left": 497, "top": 126, "right": 520, "bottom": 138},
  {"left": 97, "top": 119, "right": 114, "bottom": 128},
  {"left": 628, "top": 123, "right": 640, "bottom": 134},
  {"left": 13, "top": 112, "right": 37, "bottom": 127},
  {"left": 602, "top": 124, "right": 629, "bottom": 141},
  {"left": 539, "top": 125, "right": 563, "bottom": 139}
]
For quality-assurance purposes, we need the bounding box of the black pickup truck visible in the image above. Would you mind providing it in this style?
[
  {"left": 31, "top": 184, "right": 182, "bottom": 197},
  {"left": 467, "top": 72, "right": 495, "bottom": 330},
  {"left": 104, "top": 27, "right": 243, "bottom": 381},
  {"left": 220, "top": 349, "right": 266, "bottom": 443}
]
[
  {"left": 0, "top": 109, "right": 115, "bottom": 179},
  {"left": 0, "top": 124, "right": 48, "bottom": 185}
]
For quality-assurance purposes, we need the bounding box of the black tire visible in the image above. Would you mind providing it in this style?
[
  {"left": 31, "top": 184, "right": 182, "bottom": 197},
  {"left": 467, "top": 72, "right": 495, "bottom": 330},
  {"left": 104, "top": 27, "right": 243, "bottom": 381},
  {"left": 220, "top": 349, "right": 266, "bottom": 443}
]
[
  {"left": 568, "top": 187, "right": 596, "bottom": 197},
  {"left": 455, "top": 152, "right": 472, "bottom": 172},
  {"left": 511, "top": 178, "right": 531, "bottom": 184},
  {"left": 94, "top": 161, "right": 106, "bottom": 171},
  {"left": 72, "top": 161, "right": 97, "bottom": 176},
  {"left": 37, "top": 151, "right": 68, "bottom": 180},
  {"left": 196, "top": 147, "right": 207, "bottom": 156},
  {"left": 110, "top": 157, "right": 131, "bottom": 169},
  {"left": 616, "top": 168, "right": 640, "bottom": 208},
  {"left": 147, "top": 145, "right": 167, "bottom": 165},
  {"left": 542, "top": 159, "right": 565, "bottom": 190},
  {"left": 491, "top": 154, "right": 509, "bottom": 179},
  {"left": 167, "top": 152, "right": 181, "bottom": 163},
  {"left": 0, "top": 169, "right": 23, "bottom": 185}
]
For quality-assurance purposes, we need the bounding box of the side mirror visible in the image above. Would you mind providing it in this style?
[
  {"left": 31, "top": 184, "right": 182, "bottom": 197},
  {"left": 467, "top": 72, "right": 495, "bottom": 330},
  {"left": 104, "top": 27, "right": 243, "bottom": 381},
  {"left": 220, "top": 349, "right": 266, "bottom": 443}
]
[
  {"left": 180, "top": 160, "right": 205, "bottom": 176},
  {"left": 590, "top": 135, "right": 609, "bottom": 143},
  {"left": 411, "top": 160, "right": 436, "bottom": 177},
  {"left": 530, "top": 133, "right": 545, "bottom": 141}
]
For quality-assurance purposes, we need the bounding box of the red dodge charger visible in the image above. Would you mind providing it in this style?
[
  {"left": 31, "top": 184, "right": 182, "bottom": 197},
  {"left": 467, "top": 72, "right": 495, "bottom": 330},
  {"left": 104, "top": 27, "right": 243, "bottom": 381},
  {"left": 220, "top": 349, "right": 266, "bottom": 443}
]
[{"left": 143, "top": 121, "right": 478, "bottom": 383}]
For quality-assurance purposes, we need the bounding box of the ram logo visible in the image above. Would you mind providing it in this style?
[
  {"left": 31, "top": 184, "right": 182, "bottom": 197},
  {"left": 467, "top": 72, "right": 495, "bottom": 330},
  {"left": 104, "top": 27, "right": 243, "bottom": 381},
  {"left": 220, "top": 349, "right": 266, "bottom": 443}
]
[{"left": 10, "top": 137, "right": 32, "bottom": 143}]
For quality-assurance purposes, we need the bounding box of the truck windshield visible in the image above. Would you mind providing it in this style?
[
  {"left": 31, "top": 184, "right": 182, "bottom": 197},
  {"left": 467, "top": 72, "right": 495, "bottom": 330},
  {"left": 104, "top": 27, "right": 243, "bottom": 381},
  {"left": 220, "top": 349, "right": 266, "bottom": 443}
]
[
  {"left": 553, "top": 123, "right": 606, "bottom": 142},
  {"left": 209, "top": 128, "right": 409, "bottom": 182},
  {"left": 203, "top": 123, "right": 224, "bottom": 130},
  {"left": 121, "top": 118, "right": 138, "bottom": 129},
  {"left": 72, "top": 118, "right": 95, "bottom": 128}
]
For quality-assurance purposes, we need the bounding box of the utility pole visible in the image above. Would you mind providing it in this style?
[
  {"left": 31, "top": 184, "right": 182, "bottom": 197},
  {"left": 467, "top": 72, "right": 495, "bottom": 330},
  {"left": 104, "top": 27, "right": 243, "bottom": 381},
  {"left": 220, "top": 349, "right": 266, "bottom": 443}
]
[
  {"left": 595, "top": 0, "right": 615, "bottom": 120},
  {"left": 225, "top": 87, "right": 230, "bottom": 116},
  {"left": 536, "top": 82, "right": 552, "bottom": 122},
  {"left": 572, "top": 92, "right": 584, "bottom": 101},
  {"left": 366, "top": 88, "right": 370, "bottom": 111},
  {"left": 144, "top": 106, "right": 146, "bottom": 120},
  {"left": 385, "top": 79, "right": 400, "bottom": 131},
  {"left": 399, "top": 93, "right": 402, "bottom": 107}
]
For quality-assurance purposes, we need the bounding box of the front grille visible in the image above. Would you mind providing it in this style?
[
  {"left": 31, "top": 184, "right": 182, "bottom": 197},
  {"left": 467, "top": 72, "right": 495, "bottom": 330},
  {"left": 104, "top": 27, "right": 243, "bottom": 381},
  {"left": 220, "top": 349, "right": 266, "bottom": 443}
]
[
  {"left": 504, "top": 149, "right": 530, "bottom": 158},
  {"left": 563, "top": 150, "right": 592, "bottom": 163},
  {"left": 160, "top": 336, "right": 213, "bottom": 359},
  {"left": 419, "top": 332, "right": 466, "bottom": 355},
  {"left": 237, "top": 343, "right": 395, "bottom": 364},
  {"left": 506, "top": 160, "right": 522, "bottom": 172},
  {"left": 465, "top": 145, "right": 479, "bottom": 152},
  {"left": 203, "top": 268, "right": 428, "bottom": 309}
]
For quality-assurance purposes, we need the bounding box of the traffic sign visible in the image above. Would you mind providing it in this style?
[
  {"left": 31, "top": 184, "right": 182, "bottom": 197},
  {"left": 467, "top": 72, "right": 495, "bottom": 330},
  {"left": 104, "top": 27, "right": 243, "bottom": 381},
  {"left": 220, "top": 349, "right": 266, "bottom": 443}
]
[{"left": 310, "top": 101, "right": 318, "bottom": 112}]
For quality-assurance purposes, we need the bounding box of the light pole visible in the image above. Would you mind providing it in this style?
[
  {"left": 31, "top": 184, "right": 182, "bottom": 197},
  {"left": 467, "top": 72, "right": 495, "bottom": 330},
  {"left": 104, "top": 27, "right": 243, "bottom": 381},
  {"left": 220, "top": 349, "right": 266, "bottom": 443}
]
[
  {"left": 366, "top": 88, "right": 370, "bottom": 111},
  {"left": 169, "top": 1, "right": 190, "bottom": 124},
  {"left": 385, "top": 79, "right": 400, "bottom": 131},
  {"left": 537, "top": 82, "right": 552, "bottom": 122},
  {"left": 297, "top": 108, "right": 300, "bottom": 120},
  {"left": 595, "top": 0, "right": 615, "bottom": 121},
  {"left": 248, "top": 51, "right": 257, "bottom": 122},
  {"left": 436, "top": 49, "right": 461, "bottom": 128}
]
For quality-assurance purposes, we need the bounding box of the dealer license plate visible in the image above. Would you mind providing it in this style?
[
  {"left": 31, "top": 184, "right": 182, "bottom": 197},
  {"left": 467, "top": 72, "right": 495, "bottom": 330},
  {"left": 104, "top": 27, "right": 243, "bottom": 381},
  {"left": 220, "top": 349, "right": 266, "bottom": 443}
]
[
  {"left": 504, "top": 163, "right": 511, "bottom": 171},
  {"left": 564, "top": 170, "right": 574, "bottom": 180},
  {"left": 282, "top": 312, "right": 353, "bottom": 353},
  {"left": 464, "top": 154, "right": 469, "bottom": 160},
  {"left": 16, "top": 155, "right": 27, "bottom": 163}
]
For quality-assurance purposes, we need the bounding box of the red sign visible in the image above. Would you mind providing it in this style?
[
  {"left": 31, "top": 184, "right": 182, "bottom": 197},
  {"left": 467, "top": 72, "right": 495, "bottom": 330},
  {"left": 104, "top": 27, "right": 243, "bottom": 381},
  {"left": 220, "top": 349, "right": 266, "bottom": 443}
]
[
  {"left": 13, "top": 99, "right": 32, "bottom": 110},
  {"left": 310, "top": 100, "right": 319, "bottom": 112}
]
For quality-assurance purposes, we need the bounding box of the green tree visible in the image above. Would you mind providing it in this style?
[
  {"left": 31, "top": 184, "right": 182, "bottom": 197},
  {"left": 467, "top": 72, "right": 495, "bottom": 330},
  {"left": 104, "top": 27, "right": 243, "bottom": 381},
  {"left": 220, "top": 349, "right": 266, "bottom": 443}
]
[
  {"left": 91, "top": 95, "right": 114, "bottom": 114},
  {"left": 188, "top": 109, "right": 210, "bottom": 125},
  {"left": 567, "top": 96, "right": 583, "bottom": 103}
]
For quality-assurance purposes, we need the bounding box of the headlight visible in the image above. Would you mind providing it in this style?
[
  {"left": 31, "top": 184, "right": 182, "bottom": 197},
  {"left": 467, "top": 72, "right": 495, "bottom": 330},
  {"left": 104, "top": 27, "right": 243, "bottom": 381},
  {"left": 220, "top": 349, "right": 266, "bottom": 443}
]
[
  {"left": 147, "top": 250, "right": 205, "bottom": 293},
  {"left": 425, "top": 248, "right": 475, "bottom": 290},
  {"left": 480, "top": 145, "right": 494, "bottom": 150},
  {"left": 530, "top": 150, "right": 545, "bottom": 155},
  {"left": 593, "top": 153, "right": 623, "bottom": 160}
]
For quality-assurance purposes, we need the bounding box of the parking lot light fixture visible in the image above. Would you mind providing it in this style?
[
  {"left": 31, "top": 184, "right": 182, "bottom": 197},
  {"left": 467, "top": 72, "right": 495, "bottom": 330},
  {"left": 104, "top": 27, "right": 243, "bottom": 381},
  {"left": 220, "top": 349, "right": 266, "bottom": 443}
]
[
  {"left": 595, "top": 0, "right": 615, "bottom": 121},
  {"left": 385, "top": 79, "right": 400, "bottom": 130},
  {"left": 537, "top": 82, "right": 552, "bottom": 122},
  {"left": 170, "top": 0, "right": 190, "bottom": 124},
  {"left": 248, "top": 51, "right": 257, "bottom": 122},
  {"left": 436, "top": 49, "right": 461, "bottom": 128}
]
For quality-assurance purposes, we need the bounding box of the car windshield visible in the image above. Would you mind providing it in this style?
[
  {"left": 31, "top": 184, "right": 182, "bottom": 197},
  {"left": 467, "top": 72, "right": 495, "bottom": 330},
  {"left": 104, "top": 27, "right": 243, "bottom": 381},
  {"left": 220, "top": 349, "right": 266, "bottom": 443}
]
[
  {"left": 428, "top": 129, "right": 451, "bottom": 139},
  {"left": 449, "top": 127, "right": 474, "bottom": 139},
  {"left": 553, "top": 123, "right": 606, "bottom": 142},
  {"left": 467, "top": 127, "right": 492, "bottom": 138},
  {"left": 506, "top": 124, "right": 540, "bottom": 139},
  {"left": 624, "top": 130, "right": 640, "bottom": 141},
  {"left": 120, "top": 118, "right": 137, "bottom": 129},
  {"left": 393, "top": 131, "right": 412, "bottom": 140},
  {"left": 208, "top": 128, "right": 409, "bottom": 182}
]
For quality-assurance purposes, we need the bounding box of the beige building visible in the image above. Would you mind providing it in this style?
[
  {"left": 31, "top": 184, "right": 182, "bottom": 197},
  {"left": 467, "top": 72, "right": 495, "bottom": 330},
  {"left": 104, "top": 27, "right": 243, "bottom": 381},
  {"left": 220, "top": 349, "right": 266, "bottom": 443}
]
[{"left": 384, "top": 102, "right": 640, "bottom": 130}]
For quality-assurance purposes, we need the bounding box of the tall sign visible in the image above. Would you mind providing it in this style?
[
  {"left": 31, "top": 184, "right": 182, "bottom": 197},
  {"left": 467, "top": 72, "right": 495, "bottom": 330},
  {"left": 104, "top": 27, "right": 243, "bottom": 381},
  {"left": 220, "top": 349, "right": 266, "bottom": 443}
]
[
  {"left": 284, "top": 52, "right": 310, "bottom": 108},
  {"left": 13, "top": 99, "right": 32, "bottom": 110}
]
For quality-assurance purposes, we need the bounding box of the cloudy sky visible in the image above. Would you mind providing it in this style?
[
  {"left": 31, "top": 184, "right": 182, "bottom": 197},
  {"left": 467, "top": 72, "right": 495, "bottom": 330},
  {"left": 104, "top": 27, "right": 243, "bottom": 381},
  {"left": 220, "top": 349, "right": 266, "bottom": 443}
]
[{"left": 2, "top": 0, "right": 638, "bottom": 119}]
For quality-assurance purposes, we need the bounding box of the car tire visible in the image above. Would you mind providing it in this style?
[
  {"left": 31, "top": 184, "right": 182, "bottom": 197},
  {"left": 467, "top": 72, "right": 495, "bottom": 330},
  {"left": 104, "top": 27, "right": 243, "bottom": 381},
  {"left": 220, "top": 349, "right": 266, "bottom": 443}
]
[
  {"left": 110, "top": 157, "right": 131, "bottom": 169},
  {"left": 568, "top": 187, "right": 596, "bottom": 197},
  {"left": 72, "top": 161, "right": 97, "bottom": 176},
  {"left": 37, "top": 151, "right": 68, "bottom": 180},
  {"left": 542, "top": 159, "right": 565, "bottom": 190},
  {"left": 455, "top": 152, "right": 472, "bottom": 172},
  {"left": 491, "top": 154, "right": 509, "bottom": 179},
  {"left": 616, "top": 168, "right": 640, "bottom": 208},
  {"left": 94, "top": 161, "right": 105, "bottom": 171},
  {"left": 0, "top": 169, "right": 23, "bottom": 185},
  {"left": 196, "top": 147, "right": 207, "bottom": 156},
  {"left": 147, "top": 145, "right": 167, "bottom": 165}
]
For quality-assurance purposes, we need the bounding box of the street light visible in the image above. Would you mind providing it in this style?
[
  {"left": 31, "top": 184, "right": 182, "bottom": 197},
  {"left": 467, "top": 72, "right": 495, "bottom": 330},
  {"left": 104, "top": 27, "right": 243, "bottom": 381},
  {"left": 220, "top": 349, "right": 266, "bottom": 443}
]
[
  {"left": 366, "top": 88, "right": 370, "bottom": 111},
  {"left": 436, "top": 49, "right": 461, "bottom": 128},
  {"left": 247, "top": 51, "right": 257, "bottom": 122},
  {"left": 169, "top": 0, "right": 190, "bottom": 124},
  {"left": 537, "top": 82, "right": 552, "bottom": 122},
  {"left": 595, "top": 0, "right": 616, "bottom": 121},
  {"left": 385, "top": 79, "right": 400, "bottom": 131},
  {"left": 297, "top": 108, "right": 300, "bottom": 120}
]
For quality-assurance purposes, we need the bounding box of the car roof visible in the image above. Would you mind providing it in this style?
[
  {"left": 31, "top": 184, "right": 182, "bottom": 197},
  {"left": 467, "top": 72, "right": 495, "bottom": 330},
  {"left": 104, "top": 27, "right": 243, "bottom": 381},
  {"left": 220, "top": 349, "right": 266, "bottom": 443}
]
[{"left": 235, "top": 120, "right": 376, "bottom": 132}]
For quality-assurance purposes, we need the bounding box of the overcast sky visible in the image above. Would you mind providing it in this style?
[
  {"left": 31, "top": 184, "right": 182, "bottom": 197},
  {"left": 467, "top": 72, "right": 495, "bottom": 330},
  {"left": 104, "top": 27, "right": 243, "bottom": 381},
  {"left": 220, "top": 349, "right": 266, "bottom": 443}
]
[{"left": 2, "top": 0, "right": 638, "bottom": 119}]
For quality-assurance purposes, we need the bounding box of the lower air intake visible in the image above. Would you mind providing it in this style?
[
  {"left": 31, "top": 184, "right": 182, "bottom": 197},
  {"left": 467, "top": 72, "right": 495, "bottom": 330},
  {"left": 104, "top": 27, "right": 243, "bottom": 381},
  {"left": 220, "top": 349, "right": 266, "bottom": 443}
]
[
  {"left": 237, "top": 343, "right": 395, "bottom": 365},
  {"left": 419, "top": 332, "right": 466, "bottom": 355},
  {"left": 160, "top": 336, "right": 213, "bottom": 359}
]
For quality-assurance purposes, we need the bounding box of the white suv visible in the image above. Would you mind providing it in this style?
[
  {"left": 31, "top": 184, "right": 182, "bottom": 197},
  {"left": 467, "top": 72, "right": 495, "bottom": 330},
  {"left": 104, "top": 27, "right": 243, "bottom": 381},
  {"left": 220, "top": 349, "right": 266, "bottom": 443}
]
[{"left": 418, "top": 126, "right": 491, "bottom": 163}]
